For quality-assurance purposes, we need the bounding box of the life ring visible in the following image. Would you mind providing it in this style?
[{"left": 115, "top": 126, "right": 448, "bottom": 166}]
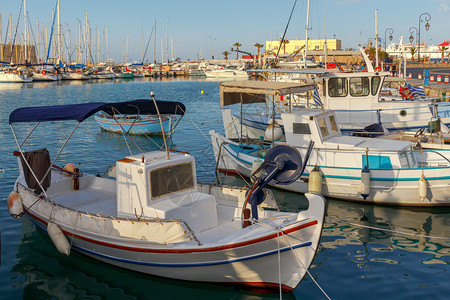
[
  {"left": 76, "top": 69, "right": 81, "bottom": 74},
  {"left": 399, "top": 86, "right": 414, "bottom": 100},
  {"left": 205, "top": 62, "right": 209, "bottom": 66},
  {"left": 374, "top": 67, "right": 382, "bottom": 72},
  {"left": 42, "top": 70, "right": 47, "bottom": 75}
]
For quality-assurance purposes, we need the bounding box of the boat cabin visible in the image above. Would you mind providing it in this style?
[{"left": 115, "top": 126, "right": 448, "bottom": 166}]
[
  {"left": 280, "top": 109, "right": 419, "bottom": 169},
  {"left": 116, "top": 151, "right": 218, "bottom": 233}
]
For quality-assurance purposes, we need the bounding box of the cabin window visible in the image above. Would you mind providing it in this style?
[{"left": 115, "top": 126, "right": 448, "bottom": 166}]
[
  {"left": 349, "top": 77, "right": 369, "bottom": 97},
  {"left": 293, "top": 123, "right": 311, "bottom": 134},
  {"left": 328, "top": 115, "right": 338, "bottom": 133},
  {"left": 318, "top": 118, "right": 329, "bottom": 137},
  {"left": 399, "top": 152, "right": 409, "bottom": 168},
  {"left": 328, "top": 78, "right": 348, "bottom": 97},
  {"left": 149, "top": 162, "right": 194, "bottom": 199},
  {"left": 362, "top": 155, "right": 393, "bottom": 169},
  {"left": 371, "top": 76, "right": 381, "bottom": 95}
]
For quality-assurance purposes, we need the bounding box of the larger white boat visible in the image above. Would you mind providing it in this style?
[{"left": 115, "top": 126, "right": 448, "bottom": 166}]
[
  {"left": 0, "top": 67, "right": 33, "bottom": 83},
  {"left": 7, "top": 99, "right": 325, "bottom": 292},
  {"left": 204, "top": 65, "right": 249, "bottom": 79},
  {"left": 211, "top": 81, "right": 450, "bottom": 206}
]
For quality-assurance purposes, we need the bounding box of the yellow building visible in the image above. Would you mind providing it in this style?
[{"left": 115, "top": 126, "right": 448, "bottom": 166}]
[{"left": 266, "top": 39, "right": 341, "bottom": 54}]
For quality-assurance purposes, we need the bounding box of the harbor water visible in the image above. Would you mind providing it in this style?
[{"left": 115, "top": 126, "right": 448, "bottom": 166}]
[{"left": 0, "top": 78, "right": 449, "bottom": 299}]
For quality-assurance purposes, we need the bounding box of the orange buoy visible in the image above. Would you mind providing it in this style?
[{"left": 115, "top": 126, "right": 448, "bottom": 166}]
[{"left": 7, "top": 191, "right": 23, "bottom": 218}]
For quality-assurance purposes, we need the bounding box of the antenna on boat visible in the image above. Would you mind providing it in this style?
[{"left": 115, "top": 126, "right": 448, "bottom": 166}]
[{"left": 151, "top": 91, "right": 170, "bottom": 160}]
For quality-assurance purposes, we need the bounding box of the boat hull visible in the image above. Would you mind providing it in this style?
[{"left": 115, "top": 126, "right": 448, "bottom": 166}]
[
  {"left": 17, "top": 182, "right": 324, "bottom": 292},
  {"left": 211, "top": 130, "right": 450, "bottom": 206},
  {"left": 94, "top": 114, "right": 171, "bottom": 135}
]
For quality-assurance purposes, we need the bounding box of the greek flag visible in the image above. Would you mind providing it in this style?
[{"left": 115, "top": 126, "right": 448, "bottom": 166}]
[
  {"left": 405, "top": 83, "right": 426, "bottom": 98},
  {"left": 313, "top": 88, "right": 323, "bottom": 107}
]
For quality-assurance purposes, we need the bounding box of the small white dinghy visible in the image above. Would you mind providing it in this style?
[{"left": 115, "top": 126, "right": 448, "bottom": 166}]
[{"left": 8, "top": 100, "right": 325, "bottom": 292}]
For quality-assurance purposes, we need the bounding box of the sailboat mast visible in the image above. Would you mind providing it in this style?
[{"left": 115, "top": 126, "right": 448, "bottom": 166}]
[
  {"left": 57, "top": 0, "right": 61, "bottom": 64},
  {"left": 153, "top": 19, "right": 156, "bottom": 63},
  {"left": 24, "top": 0, "right": 27, "bottom": 62},
  {"left": 303, "top": 0, "right": 311, "bottom": 68},
  {"left": 166, "top": 17, "right": 169, "bottom": 63},
  {"left": 140, "top": 19, "right": 144, "bottom": 63}
]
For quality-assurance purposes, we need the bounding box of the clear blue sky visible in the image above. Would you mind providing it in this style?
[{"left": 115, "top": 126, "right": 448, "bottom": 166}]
[{"left": 1, "top": 0, "right": 449, "bottom": 63}]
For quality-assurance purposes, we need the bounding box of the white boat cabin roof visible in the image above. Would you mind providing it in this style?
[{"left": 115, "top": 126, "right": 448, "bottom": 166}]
[{"left": 281, "top": 109, "right": 412, "bottom": 151}]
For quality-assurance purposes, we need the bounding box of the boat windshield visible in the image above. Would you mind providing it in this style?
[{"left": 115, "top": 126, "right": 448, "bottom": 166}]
[
  {"left": 371, "top": 76, "right": 382, "bottom": 95},
  {"left": 149, "top": 162, "right": 195, "bottom": 199}
]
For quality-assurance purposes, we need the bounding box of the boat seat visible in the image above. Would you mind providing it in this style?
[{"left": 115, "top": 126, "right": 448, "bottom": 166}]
[{"left": 145, "top": 191, "right": 218, "bottom": 234}]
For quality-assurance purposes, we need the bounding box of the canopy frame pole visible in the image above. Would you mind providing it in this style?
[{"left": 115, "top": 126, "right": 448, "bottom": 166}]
[
  {"left": 19, "top": 122, "right": 40, "bottom": 147},
  {"left": 41, "top": 122, "right": 81, "bottom": 185},
  {"left": 240, "top": 93, "right": 243, "bottom": 150},
  {"left": 10, "top": 123, "right": 49, "bottom": 199}
]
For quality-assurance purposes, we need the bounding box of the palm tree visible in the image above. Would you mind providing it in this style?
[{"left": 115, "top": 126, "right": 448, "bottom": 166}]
[
  {"left": 254, "top": 43, "right": 264, "bottom": 64},
  {"left": 222, "top": 51, "right": 230, "bottom": 60},
  {"left": 439, "top": 46, "right": 448, "bottom": 63},
  {"left": 410, "top": 47, "right": 416, "bottom": 62},
  {"left": 279, "top": 39, "right": 290, "bottom": 54},
  {"left": 233, "top": 42, "right": 241, "bottom": 60}
]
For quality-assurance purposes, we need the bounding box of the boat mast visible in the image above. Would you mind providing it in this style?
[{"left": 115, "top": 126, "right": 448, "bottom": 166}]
[
  {"left": 153, "top": 19, "right": 156, "bottom": 63},
  {"left": 140, "top": 19, "right": 144, "bottom": 63},
  {"left": 375, "top": 9, "right": 379, "bottom": 68},
  {"left": 166, "top": 17, "right": 169, "bottom": 63},
  {"left": 24, "top": 0, "right": 27, "bottom": 63},
  {"left": 303, "top": 0, "right": 311, "bottom": 68},
  {"left": 57, "top": 0, "right": 61, "bottom": 65}
]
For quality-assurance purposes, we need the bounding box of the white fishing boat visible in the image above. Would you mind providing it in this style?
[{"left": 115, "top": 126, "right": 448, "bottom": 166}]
[
  {"left": 61, "top": 69, "right": 90, "bottom": 80},
  {"left": 32, "top": 65, "right": 60, "bottom": 81},
  {"left": 204, "top": 65, "right": 249, "bottom": 79},
  {"left": 7, "top": 100, "right": 325, "bottom": 292},
  {"left": 0, "top": 67, "right": 33, "bottom": 83},
  {"left": 210, "top": 82, "right": 450, "bottom": 206},
  {"left": 94, "top": 96, "right": 185, "bottom": 136}
]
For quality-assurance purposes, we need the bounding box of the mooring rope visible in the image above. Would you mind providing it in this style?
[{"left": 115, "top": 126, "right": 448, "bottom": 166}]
[
  {"left": 326, "top": 216, "right": 450, "bottom": 241},
  {"left": 277, "top": 227, "right": 332, "bottom": 300}
]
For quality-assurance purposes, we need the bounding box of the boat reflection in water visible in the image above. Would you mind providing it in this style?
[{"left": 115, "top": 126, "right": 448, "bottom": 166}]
[{"left": 323, "top": 199, "right": 450, "bottom": 265}]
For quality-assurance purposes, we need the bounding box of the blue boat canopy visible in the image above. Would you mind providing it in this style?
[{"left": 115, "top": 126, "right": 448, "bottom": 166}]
[{"left": 9, "top": 99, "right": 186, "bottom": 123}]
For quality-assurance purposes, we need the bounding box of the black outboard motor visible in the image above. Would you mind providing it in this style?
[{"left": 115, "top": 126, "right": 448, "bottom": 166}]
[{"left": 245, "top": 142, "right": 314, "bottom": 222}]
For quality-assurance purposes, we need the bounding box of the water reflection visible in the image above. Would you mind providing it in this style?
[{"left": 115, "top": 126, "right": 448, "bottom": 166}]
[
  {"left": 324, "top": 200, "right": 450, "bottom": 265},
  {"left": 12, "top": 219, "right": 292, "bottom": 300}
]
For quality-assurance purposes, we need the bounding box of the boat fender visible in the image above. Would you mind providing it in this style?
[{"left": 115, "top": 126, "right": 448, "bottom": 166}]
[
  {"left": 47, "top": 222, "right": 71, "bottom": 255},
  {"left": 42, "top": 70, "right": 47, "bottom": 75},
  {"left": 264, "top": 122, "right": 283, "bottom": 141},
  {"left": 418, "top": 175, "right": 427, "bottom": 201},
  {"left": 251, "top": 158, "right": 263, "bottom": 183},
  {"left": 308, "top": 165, "right": 322, "bottom": 195},
  {"left": 360, "top": 166, "right": 370, "bottom": 200},
  {"left": 63, "top": 163, "right": 77, "bottom": 176},
  {"left": 7, "top": 191, "right": 24, "bottom": 218}
]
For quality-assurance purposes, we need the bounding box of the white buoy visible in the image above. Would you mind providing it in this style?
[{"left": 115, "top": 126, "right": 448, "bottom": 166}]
[
  {"left": 308, "top": 165, "right": 323, "bottom": 195},
  {"left": 418, "top": 175, "right": 427, "bottom": 201},
  {"left": 360, "top": 166, "right": 371, "bottom": 200},
  {"left": 251, "top": 158, "right": 263, "bottom": 183},
  {"left": 264, "top": 122, "right": 283, "bottom": 141},
  {"left": 47, "top": 222, "right": 71, "bottom": 255},
  {"left": 7, "top": 191, "right": 23, "bottom": 218}
]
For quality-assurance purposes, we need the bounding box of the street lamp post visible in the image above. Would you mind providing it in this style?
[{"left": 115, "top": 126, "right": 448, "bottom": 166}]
[
  {"left": 418, "top": 13, "right": 431, "bottom": 63},
  {"left": 384, "top": 28, "right": 393, "bottom": 52},
  {"left": 409, "top": 27, "right": 418, "bottom": 62},
  {"left": 209, "top": 36, "right": 216, "bottom": 60}
]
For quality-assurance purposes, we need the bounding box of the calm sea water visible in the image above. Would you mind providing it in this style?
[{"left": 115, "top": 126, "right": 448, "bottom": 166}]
[{"left": 0, "top": 78, "right": 449, "bottom": 299}]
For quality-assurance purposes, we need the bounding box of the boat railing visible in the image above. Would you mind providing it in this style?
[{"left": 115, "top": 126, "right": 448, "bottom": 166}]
[{"left": 19, "top": 183, "right": 202, "bottom": 245}]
